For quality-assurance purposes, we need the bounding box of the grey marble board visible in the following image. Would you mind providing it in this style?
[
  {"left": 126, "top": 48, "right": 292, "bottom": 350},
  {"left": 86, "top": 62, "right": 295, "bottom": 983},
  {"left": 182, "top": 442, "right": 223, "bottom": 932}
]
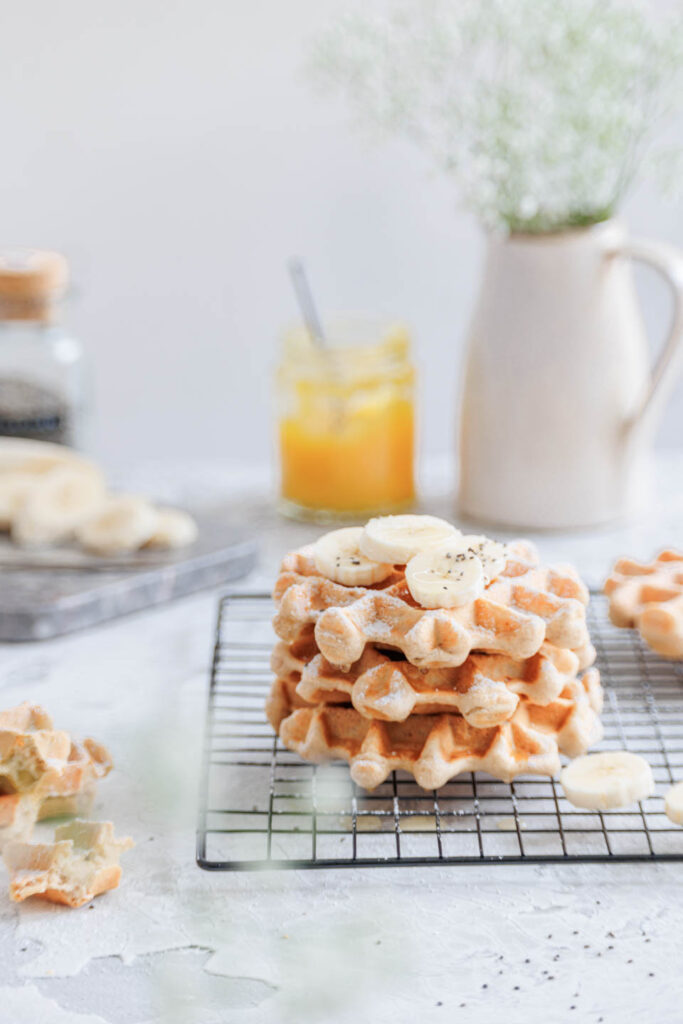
[{"left": 0, "top": 507, "right": 257, "bottom": 641}]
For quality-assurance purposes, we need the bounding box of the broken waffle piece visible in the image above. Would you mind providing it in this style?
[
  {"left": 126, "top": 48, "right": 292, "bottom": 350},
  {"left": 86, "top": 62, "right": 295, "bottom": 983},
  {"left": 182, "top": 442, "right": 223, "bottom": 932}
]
[
  {"left": 0, "top": 702, "right": 112, "bottom": 799},
  {"left": 604, "top": 549, "right": 683, "bottom": 658},
  {"left": 0, "top": 702, "right": 113, "bottom": 851},
  {"left": 5, "top": 820, "right": 133, "bottom": 907},
  {"left": 0, "top": 702, "right": 71, "bottom": 793},
  {"left": 0, "top": 793, "right": 40, "bottom": 850}
]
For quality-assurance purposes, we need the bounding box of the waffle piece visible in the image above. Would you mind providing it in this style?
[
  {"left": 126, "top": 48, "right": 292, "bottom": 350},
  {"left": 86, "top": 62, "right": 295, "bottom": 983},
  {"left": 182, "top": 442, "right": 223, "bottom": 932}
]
[
  {"left": 38, "top": 781, "right": 98, "bottom": 822},
  {"left": 273, "top": 543, "right": 589, "bottom": 670},
  {"left": 521, "top": 669, "right": 603, "bottom": 759},
  {"left": 272, "top": 637, "right": 581, "bottom": 726},
  {"left": 0, "top": 700, "right": 112, "bottom": 851},
  {"left": 0, "top": 702, "right": 111, "bottom": 795},
  {"left": 277, "top": 703, "right": 562, "bottom": 791},
  {"left": 45, "top": 737, "right": 112, "bottom": 798},
  {"left": 0, "top": 793, "right": 40, "bottom": 850},
  {"left": 5, "top": 820, "right": 133, "bottom": 907},
  {"left": 604, "top": 550, "right": 683, "bottom": 658},
  {"left": 0, "top": 702, "right": 71, "bottom": 793}
]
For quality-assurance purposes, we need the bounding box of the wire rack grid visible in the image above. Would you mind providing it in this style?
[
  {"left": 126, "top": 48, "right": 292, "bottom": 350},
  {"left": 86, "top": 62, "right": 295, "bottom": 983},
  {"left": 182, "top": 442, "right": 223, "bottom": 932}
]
[{"left": 196, "top": 591, "right": 683, "bottom": 870}]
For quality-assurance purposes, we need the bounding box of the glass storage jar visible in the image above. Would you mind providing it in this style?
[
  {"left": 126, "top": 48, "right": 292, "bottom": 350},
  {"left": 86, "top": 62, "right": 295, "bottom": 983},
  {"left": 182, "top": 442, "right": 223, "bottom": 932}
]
[
  {"left": 0, "top": 249, "right": 86, "bottom": 448},
  {"left": 276, "top": 314, "right": 416, "bottom": 520}
]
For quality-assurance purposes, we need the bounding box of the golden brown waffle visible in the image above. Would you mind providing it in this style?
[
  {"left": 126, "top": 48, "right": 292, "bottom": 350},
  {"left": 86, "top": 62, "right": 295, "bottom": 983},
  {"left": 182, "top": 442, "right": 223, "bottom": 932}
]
[
  {"left": 520, "top": 669, "right": 603, "bottom": 759},
  {"left": 274, "top": 668, "right": 602, "bottom": 791},
  {"left": 5, "top": 820, "right": 133, "bottom": 907},
  {"left": 266, "top": 676, "right": 318, "bottom": 733},
  {"left": 605, "top": 550, "right": 683, "bottom": 659},
  {"left": 277, "top": 703, "right": 560, "bottom": 790},
  {"left": 271, "top": 637, "right": 582, "bottom": 726},
  {"left": 273, "top": 543, "right": 589, "bottom": 670}
]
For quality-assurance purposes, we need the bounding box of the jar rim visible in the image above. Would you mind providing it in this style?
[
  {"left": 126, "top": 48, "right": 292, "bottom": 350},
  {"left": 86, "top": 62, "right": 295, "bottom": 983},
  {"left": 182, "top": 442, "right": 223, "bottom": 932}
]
[{"left": 281, "top": 314, "right": 411, "bottom": 379}]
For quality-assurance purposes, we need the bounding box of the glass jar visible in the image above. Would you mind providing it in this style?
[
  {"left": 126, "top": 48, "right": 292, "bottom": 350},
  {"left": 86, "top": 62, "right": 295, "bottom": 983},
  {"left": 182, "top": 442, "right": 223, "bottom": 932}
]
[
  {"left": 0, "top": 249, "right": 86, "bottom": 448},
  {"left": 276, "top": 314, "right": 416, "bottom": 520}
]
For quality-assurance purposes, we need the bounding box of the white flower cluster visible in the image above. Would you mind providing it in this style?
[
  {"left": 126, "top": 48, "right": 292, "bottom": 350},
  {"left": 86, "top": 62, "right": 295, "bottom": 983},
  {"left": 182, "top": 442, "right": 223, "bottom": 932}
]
[{"left": 309, "top": 0, "right": 683, "bottom": 233}]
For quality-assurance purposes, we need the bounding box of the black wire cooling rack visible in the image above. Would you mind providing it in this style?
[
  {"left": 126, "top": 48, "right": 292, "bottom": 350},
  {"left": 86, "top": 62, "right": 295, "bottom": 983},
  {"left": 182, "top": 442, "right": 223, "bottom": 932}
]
[{"left": 196, "top": 592, "right": 683, "bottom": 870}]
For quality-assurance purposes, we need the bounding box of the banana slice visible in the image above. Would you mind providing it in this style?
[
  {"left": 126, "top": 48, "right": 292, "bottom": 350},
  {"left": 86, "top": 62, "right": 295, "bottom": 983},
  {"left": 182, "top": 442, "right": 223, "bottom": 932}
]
[
  {"left": 406, "top": 541, "right": 485, "bottom": 609},
  {"left": 360, "top": 514, "right": 460, "bottom": 564},
  {"left": 76, "top": 495, "right": 159, "bottom": 556},
  {"left": 664, "top": 781, "right": 683, "bottom": 825},
  {"left": 560, "top": 751, "right": 655, "bottom": 810},
  {"left": 458, "top": 534, "right": 508, "bottom": 584},
  {"left": 145, "top": 507, "right": 198, "bottom": 549},
  {"left": 0, "top": 471, "right": 40, "bottom": 530},
  {"left": 313, "top": 527, "right": 393, "bottom": 586},
  {"left": 11, "top": 466, "right": 107, "bottom": 547},
  {"left": 0, "top": 440, "right": 101, "bottom": 532}
]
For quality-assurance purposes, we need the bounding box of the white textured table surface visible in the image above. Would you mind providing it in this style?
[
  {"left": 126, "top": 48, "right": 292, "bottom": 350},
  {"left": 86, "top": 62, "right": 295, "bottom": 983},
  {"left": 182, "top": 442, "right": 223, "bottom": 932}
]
[{"left": 1, "top": 453, "right": 682, "bottom": 1024}]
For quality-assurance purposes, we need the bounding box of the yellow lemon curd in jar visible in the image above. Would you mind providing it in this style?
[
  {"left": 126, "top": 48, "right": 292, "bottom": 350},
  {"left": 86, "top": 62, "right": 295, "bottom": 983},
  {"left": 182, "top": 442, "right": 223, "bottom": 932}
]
[{"left": 278, "top": 320, "right": 415, "bottom": 516}]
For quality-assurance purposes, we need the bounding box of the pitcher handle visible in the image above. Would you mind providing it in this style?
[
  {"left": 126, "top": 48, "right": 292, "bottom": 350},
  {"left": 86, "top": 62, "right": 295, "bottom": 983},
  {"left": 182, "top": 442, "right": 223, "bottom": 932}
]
[{"left": 609, "top": 236, "right": 683, "bottom": 434}]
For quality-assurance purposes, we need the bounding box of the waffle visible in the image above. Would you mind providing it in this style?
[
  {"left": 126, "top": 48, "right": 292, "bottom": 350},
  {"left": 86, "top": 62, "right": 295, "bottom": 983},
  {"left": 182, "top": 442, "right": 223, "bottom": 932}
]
[
  {"left": 271, "top": 636, "right": 583, "bottom": 726},
  {"left": 278, "top": 704, "right": 558, "bottom": 791},
  {"left": 273, "top": 543, "right": 590, "bottom": 670},
  {"left": 605, "top": 550, "right": 683, "bottom": 658},
  {"left": 274, "top": 668, "right": 602, "bottom": 791},
  {"left": 5, "top": 820, "right": 133, "bottom": 907}
]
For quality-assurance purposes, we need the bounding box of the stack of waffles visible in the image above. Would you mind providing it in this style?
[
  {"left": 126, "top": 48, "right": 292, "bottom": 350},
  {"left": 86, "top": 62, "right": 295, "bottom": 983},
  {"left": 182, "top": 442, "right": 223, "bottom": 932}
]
[{"left": 267, "top": 516, "right": 603, "bottom": 791}]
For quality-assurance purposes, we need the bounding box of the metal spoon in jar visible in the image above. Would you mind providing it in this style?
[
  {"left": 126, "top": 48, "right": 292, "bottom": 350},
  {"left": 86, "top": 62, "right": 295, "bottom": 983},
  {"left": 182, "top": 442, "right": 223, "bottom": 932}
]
[{"left": 287, "top": 257, "right": 326, "bottom": 347}]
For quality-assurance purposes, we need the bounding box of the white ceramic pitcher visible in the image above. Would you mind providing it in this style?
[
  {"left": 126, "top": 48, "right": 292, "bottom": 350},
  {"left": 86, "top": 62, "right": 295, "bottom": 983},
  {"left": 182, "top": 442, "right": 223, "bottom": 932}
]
[{"left": 458, "top": 220, "right": 683, "bottom": 529}]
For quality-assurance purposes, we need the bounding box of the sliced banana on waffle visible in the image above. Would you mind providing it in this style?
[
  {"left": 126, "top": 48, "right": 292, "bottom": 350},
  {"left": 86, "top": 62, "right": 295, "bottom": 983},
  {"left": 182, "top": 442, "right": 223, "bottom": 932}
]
[
  {"left": 405, "top": 534, "right": 507, "bottom": 608},
  {"left": 360, "top": 514, "right": 460, "bottom": 564},
  {"left": 560, "top": 751, "right": 654, "bottom": 810},
  {"left": 458, "top": 535, "right": 508, "bottom": 584},
  {"left": 406, "top": 542, "right": 484, "bottom": 608},
  {"left": 314, "top": 527, "right": 393, "bottom": 586},
  {"left": 665, "top": 781, "right": 683, "bottom": 825}
]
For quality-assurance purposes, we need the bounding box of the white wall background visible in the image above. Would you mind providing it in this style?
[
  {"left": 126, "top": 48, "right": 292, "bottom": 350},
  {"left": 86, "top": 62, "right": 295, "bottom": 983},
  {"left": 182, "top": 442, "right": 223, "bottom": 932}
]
[{"left": 0, "top": 0, "right": 681, "bottom": 470}]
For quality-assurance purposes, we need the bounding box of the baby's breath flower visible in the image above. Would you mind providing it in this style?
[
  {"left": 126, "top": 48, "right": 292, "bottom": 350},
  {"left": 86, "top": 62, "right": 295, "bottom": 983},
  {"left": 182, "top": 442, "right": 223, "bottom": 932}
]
[{"left": 309, "top": 0, "right": 683, "bottom": 233}]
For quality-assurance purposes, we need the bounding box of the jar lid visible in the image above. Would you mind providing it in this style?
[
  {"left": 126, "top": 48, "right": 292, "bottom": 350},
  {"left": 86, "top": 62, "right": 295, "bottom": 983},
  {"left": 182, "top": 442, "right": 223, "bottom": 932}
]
[{"left": 0, "top": 249, "right": 68, "bottom": 319}]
